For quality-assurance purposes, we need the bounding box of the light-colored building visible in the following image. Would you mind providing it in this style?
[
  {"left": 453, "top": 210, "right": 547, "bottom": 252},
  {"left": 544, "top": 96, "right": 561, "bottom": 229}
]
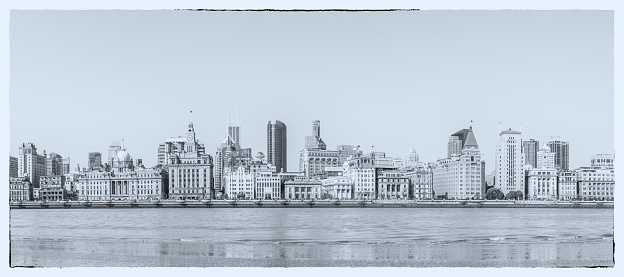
[
  {"left": 223, "top": 165, "right": 255, "bottom": 200},
  {"left": 377, "top": 170, "right": 410, "bottom": 199},
  {"left": 495, "top": 128, "right": 525, "bottom": 195},
  {"left": 299, "top": 148, "right": 340, "bottom": 179},
  {"left": 321, "top": 176, "right": 353, "bottom": 200},
  {"left": 404, "top": 166, "right": 433, "bottom": 200},
  {"left": 9, "top": 177, "right": 32, "bottom": 202},
  {"left": 591, "top": 154, "right": 614, "bottom": 168},
  {"left": 167, "top": 121, "right": 213, "bottom": 200},
  {"left": 337, "top": 145, "right": 362, "bottom": 164},
  {"left": 403, "top": 149, "right": 420, "bottom": 168},
  {"left": 17, "top": 143, "right": 47, "bottom": 187},
  {"left": 576, "top": 167, "right": 614, "bottom": 201},
  {"left": 344, "top": 156, "right": 376, "bottom": 199},
  {"left": 536, "top": 144, "right": 555, "bottom": 170},
  {"left": 254, "top": 171, "right": 282, "bottom": 200},
  {"left": 433, "top": 126, "right": 484, "bottom": 200},
  {"left": 557, "top": 171, "right": 577, "bottom": 200},
  {"left": 9, "top": 156, "right": 18, "bottom": 178},
  {"left": 284, "top": 178, "right": 323, "bottom": 200},
  {"left": 78, "top": 144, "right": 168, "bottom": 201},
  {"left": 526, "top": 168, "right": 557, "bottom": 200}
]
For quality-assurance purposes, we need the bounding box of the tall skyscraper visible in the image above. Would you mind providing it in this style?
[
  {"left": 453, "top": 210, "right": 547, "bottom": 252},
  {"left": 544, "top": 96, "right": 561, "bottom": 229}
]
[
  {"left": 9, "top": 156, "right": 18, "bottom": 178},
  {"left": 495, "top": 128, "right": 525, "bottom": 194},
  {"left": 267, "top": 120, "right": 287, "bottom": 173},
  {"left": 523, "top": 139, "right": 539, "bottom": 168},
  {"left": 17, "top": 142, "right": 47, "bottom": 187},
  {"left": 547, "top": 139, "right": 570, "bottom": 171},
  {"left": 88, "top": 152, "right": 103, "bottom": 170},
  {"left": 45, "top": 152, "right": 64, "bottom": 176}
]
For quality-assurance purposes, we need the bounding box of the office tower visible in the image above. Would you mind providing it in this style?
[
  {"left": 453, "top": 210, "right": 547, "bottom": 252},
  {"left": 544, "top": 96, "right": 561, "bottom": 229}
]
[
  {"left": 495, "top": 128, "right": 525, "bottom": 194},
  {"left": 88, "top": 152, "right": 103, "bottom": 170},
  {"left": 267, "top": 120, "right": 287, "bottom": 173},
  {"left": 62, "top": 158, "right": 71, "bottom": 174},
  {"left": 447, "top": 128, "right": 469, "bottom": 158},
  {"left": 17, "top": 143, "right": 47, "bottom": 187},
  {"left": 523, "top": 139, "right": 539, "bottom": 168},
  {"left": 547, "top": 139, "right": 570, "bottom": 171}
]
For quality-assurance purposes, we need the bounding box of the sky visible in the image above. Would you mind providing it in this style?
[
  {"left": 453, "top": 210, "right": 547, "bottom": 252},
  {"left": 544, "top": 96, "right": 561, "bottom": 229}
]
[{"left": 8, "top": 10, "right": 614, "bottom": 172}]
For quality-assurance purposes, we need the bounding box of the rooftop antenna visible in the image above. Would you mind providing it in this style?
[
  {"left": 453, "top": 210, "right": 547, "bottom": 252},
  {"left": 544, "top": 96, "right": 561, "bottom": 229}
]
[
  {"left": 498, "top": 122, "right": 501, "bottom": 134},
  {"left": 189, "top": 110, "right": 193, "bottom": 123}
]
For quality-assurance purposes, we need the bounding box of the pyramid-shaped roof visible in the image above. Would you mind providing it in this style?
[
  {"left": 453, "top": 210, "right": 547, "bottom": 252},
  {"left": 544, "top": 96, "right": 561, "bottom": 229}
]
[{"left": 463, "top": 126, "right": 479, "bottom": 149}]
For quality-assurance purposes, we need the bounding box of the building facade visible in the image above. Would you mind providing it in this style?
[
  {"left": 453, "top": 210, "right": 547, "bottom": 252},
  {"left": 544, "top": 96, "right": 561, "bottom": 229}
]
[
  {"left": 267, "top": 120, "right": 287, "bottom": 173},
  {"left": 576, "top": 167, "right": 614, "bottom": 201},
  {"left": 433, "top": 126, "right": 485, "bottom": 199},
  {"left": 223, "top": 165, "right": 255, "bottom": 200},
  {"left": 321, "top": 176, "right": 354, "bottom": 200},
  {"left": 557, "top": 171, "right": 577, "bottom": 200},
  {"left": 167, "top": 121, "right": 214, "bottom": 200},
  {"left": 404, "top": 166, "right": 433, "bottom": 200},
  {"left": 526, "top": 168, "right": 557, "bottom": 200},
  {"left": 284, "top": 178, "right": 323, "bottom": 200},
  {"left": 39, "top": 175, "right": 68, "bottom": 201},
  {"left": 495, "top": 128, "right": 525, "bottom": 194},
  {"left": 9, "top": 177, "right": 32, "bottom": 202},
  {"left": 536, "top": 144, "right": 555, "bottom": 169},
  {"left": 254, "top": 171, "right": 282, "bottom": 200},
  {"left": 377, "top": 170, "right": 410, "bottom": 199}
]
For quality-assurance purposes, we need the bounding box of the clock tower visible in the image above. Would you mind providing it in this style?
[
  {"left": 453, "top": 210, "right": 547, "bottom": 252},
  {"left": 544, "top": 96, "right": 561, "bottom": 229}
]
[{"left": 185, "top": 120, "right": 196, "bottom": 153}]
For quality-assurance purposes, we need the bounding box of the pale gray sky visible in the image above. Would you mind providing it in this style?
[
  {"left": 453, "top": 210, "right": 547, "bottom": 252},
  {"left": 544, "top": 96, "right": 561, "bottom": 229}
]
[{"left": 9, "top": 10, "right": 614, "bottom": 171}]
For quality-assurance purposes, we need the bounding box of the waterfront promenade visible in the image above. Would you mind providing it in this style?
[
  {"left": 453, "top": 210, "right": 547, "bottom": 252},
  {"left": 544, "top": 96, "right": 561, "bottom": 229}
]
[{"left": 9, "top": 199, "right": 614, "bottom": 209}]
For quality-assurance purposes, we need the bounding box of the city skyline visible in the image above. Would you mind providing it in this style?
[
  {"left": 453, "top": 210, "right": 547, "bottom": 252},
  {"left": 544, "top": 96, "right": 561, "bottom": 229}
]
[{"left": 8, "top": 10, "right": 614, "bottom": 172}]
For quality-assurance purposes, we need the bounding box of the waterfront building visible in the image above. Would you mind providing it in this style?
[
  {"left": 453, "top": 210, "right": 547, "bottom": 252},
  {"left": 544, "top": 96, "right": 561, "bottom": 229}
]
[
  {"left": 547, "top": 139, "right": 570, "bottom": 171},
  {"left": 523, "top": 139, "right": 540, "bottom": 168},
  {"left": 9, "top": 177, "right": 32, "bottom": 202},
  {"left": 9, "top": 156, "right": 18, "bottom": 178},
  {"left": 495, "top": 128, "right": 525, "bottom": 195},
  {"left": 526, "top": 168, "right": 557, "bottom": 200},
  {"left": 536, "top": 144, "right": 555, "bottom": 170},
  {"left": 558, "top": 171, "right": 577, "bottom": 200},
  {"left": 32, "top": 187, "right": 40, "bottom": 200},
  {"left": 223, "top": 165, "right": 255, "bottom": 200},
  {"left": 64, "top": 173, "right": 80, "bottom": 198},
  {"left": 254, "top": 170, "right": 282, "bottom": 200},
  {"left": 88, "top": 152, "right": 103, "bottom": 171},
  {"left": 576, "top": 167, "right": 614, "bottom": 201},
  {"left": 267, "top": 120, "right": 287, "bottom": 173},
  {"left": 433, "top": 126, "right": 485, "bottom": 199},
  {"left": 158, "top": 136, "right": 207, "bottom": 166},
  {"left": 284, "top": 178, "right": 323, "bottom": 200},
  {"left": 78, "top": 143, "right": 168, "bottom": 201},
  {"left": 377, "top": 170, "right": 410, "bottom": 199},
  {"left": 404, "top": 165, "right": 433, "bottom": 200},
  {"left": 575, "top": 154, "right": 615, "bottom": 201},
  {"left": 167, "top": 120, "right": 214, "bottom": 200},
  {"left": 321, "top": 176, "right": 354, "bottom": 199},
  {"left": 344, "top": 155, "right": 377, "bottom": 199},
  {"left": 17, "top": 142, "right": 47, "bottom": 187},
  {"left": 39, "top": 175, "right": 68, "bottom": 201}
]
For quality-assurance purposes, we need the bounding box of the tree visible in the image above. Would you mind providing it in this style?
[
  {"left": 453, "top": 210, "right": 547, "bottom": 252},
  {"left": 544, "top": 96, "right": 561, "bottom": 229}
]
[{"left": 486, "top": 188, "right": 505, "bottom": 200}]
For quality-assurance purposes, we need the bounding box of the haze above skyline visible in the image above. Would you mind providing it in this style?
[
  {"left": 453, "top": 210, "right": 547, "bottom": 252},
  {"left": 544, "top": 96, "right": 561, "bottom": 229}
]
[{"left": 9, "top": 10, "right": 614, "bottom": 171}]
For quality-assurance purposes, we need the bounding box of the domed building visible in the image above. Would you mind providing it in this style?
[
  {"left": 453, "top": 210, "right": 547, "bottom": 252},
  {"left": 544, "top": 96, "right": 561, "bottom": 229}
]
[{"left": 112, "top": 148, "right": 134, "bottom": 171}]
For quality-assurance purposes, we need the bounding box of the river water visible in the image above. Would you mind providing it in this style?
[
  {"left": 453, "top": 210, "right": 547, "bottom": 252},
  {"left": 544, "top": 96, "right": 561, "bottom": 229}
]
[{"left": 9, "top": 208, "right": 614, "bottom": 267}]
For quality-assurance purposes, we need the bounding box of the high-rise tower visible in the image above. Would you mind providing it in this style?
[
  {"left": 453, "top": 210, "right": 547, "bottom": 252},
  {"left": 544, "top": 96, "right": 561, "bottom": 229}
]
[
  {"left": 267, "top": 120, "right": 287, "bottom": 173},
  {"left": 495, "top": 128, "right": 525, "bottom": 194},
  {"left": 547, "top": 139, "right": 569, "bottom": 171},
  {"left": 523, "top": 139, "right": 539, "bottom": 168}
]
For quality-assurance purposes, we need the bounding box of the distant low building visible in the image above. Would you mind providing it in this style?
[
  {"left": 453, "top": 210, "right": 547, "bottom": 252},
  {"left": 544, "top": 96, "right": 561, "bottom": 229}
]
[
  {"left": 526, "top": 168, "right": 557, "bottom": 200},
  {"left": 321, "top": 176, "right": 353, "bottom": 200},
  {"left": 404, "top": 165, "right": 433, "bottom": 200},
  {"left": 377, "top": 170, "right": 410, "bottom": 200},
  {"left": 284, "top": 178, "right": 322, "bottom": 200},
  {"left": 557, "top": 171, "right": 577, "bottom": 200},
  {"left": 39, "top": 175, "right": 68, "bottom": 201}
]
